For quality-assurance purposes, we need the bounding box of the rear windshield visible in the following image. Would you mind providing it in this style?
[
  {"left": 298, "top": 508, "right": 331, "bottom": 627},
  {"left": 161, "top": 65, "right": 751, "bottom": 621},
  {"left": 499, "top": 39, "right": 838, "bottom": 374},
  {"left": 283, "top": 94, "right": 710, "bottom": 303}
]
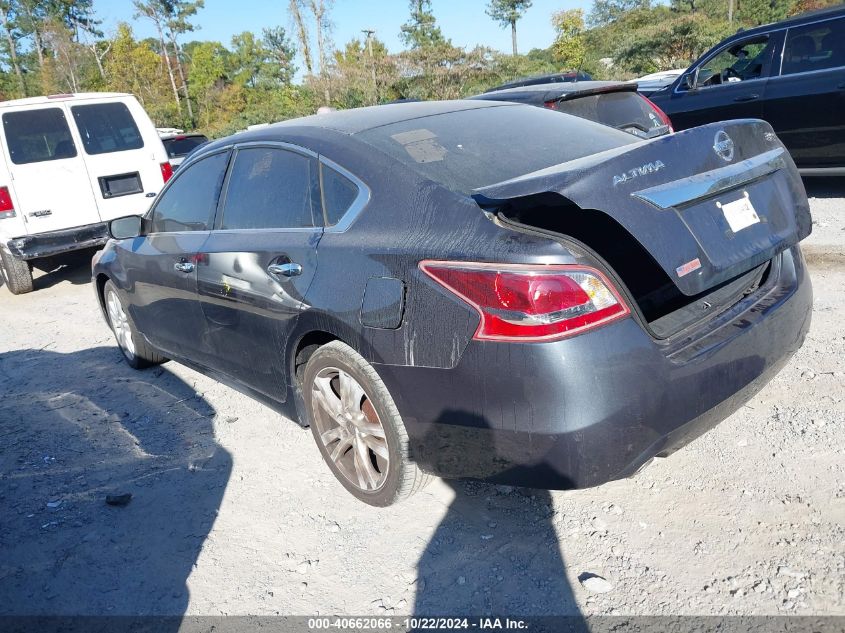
[
  {"left": 356, "top": 104, "right": 634, "bottom": 195},
  {"left": 163, "top": 135, "right": 209, "bottom": 158},
  {"left": 71, "top": 102, "right": 144, "bottom": 155},
  {"left": 2, "top": 108, "right": 77, "bottom": 165},
  {"left": 557, "top": 92, "right": 667, "bottom": 139}
]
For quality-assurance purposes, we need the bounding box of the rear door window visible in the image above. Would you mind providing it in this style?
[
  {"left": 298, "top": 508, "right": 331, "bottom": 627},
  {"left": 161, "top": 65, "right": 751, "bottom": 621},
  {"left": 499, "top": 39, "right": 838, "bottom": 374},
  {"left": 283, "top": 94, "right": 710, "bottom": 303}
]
[
  {"left": 2, "top": 108, "right": 78, "bottom": 165},
  {"left": 320, "top": 164, "right": 360, "bottom": 226},
  {"left": 163, "top": 135, "right": 209, "bottom": 158},
  {"left": 782, "top": 17, "right": 845, "bottom": 75},
  {"left": 71, "top": 102, "right": 144, "bottom": 155},
  {"left": 220, "top": 147, "right": 319, "bottom": 230},
  {"left": 150, "top": 151, "right": 230, "bottom": 233}
]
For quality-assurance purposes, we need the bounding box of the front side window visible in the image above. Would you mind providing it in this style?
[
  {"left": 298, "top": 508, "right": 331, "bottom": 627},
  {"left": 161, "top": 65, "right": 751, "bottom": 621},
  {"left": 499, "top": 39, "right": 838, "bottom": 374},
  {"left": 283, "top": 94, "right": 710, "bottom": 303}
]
[
  {"left": 220, "top": 147, "right": 318, "bottom": 230},
  {"left": 697, "top": 36, "right": 771, "bottom": 88},
  {"left": 782, "top": 17, "right": 845, "bottom": 75},
  {"left": 71, "top": 102, "right": 144, "bottom": 155},
  {"left": 2, "top": 108, "right": 77, "bottom": 165},
  {"left": 150, "top": 151, "right": 230, "bottom": 233}
]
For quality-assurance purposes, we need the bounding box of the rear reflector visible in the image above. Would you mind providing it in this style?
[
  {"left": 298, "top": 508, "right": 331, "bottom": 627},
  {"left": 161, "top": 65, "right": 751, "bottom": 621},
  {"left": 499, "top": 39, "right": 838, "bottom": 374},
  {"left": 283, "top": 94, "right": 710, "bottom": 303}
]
[
  {"left": 0, "top": 186, "right": 15, "bottom": 218},
  {"left": 420, "top": 261, "right": 630, "bottom": 342},
  {"left": 160, "top": 162, "right": 174, "bottom": 183},
  {"left": 642, "top": 95, "right": 673, "bottom": 132},
  {"left": 543, "top": 100, "right": 559, "bottom": 110}
]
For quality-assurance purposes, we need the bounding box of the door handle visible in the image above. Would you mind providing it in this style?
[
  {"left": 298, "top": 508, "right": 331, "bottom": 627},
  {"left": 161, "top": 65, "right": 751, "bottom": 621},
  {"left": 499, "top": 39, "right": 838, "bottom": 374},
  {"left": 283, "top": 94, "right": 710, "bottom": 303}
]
[
  {"left": 733, "top": 94, "right": 759, "bottom": 102},
  {"left": 267, "top": 262, "right": 302, "bottom": 277},
  {"left": 174, "top": 261, "right": 195, "bottom": 273}
]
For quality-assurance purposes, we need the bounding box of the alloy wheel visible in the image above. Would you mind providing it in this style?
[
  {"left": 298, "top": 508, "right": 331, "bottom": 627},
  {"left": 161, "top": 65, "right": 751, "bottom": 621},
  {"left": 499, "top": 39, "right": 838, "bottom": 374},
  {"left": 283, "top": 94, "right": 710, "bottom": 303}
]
[
  {"left": 106, "top": 289, "right": 136, "bottom": 360},
  {"left": 311, "top": 366, "right": 389, "bottom": 492}
]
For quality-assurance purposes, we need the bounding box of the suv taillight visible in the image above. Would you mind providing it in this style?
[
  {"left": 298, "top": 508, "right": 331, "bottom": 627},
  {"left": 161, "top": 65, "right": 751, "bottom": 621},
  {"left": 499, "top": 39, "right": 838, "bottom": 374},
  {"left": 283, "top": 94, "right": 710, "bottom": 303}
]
[
  {"left": 0, "top": 186, "right": 15, "bottom": 218},
  {"left": 160, "top": 162, "right": 174, "bottom": 183},
  {"left": 642, "top": 95, "right": 673, "bottom": 132},
  {"left": 420, "top": 261, "right": 630, "bottom": 342}
]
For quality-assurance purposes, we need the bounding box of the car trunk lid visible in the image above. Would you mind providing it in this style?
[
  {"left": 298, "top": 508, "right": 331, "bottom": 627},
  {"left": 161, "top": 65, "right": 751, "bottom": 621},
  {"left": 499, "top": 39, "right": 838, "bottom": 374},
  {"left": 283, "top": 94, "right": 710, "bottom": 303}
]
[{"left": 473, "top": 119, "right": 811, "bottom": 297}]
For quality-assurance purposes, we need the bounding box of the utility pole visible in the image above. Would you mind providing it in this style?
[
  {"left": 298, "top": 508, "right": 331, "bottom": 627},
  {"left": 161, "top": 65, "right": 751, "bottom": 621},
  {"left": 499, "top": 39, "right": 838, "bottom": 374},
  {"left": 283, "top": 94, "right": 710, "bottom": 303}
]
[
  {"left": 728, "top": 0, "right": 734, "bottom": 24},
  {"left": 362, "top": 28, "right": 377, "bottom": 104}
]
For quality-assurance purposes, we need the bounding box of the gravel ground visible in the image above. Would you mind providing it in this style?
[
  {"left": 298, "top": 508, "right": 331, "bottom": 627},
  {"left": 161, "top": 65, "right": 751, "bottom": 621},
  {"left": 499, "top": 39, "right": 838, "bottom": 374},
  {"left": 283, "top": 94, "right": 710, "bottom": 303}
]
[{"left": 0, "top": 180, "right": 842, "bottom": 617}]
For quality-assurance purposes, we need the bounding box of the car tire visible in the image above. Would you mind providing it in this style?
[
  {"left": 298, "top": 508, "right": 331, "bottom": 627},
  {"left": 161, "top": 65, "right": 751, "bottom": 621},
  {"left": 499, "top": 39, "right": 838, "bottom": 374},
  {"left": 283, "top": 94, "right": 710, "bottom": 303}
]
[
  {"left": 303, "top": 340, "right": 431, "bottom": 506},
  {"left": 103, "top": 280, "right": 167, "bottom": 369},
  {"left": 0, "top": 249, "right": 34, "bottom": 295}
]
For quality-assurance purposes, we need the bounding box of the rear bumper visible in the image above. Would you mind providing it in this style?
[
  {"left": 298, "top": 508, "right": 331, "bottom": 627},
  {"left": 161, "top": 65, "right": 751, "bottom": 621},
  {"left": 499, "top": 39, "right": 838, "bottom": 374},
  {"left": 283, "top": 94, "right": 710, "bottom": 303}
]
[
  {"left": 7, "top": 222, "right": 109, "bottom": 260},
  {"left": 375, "top": 246, "right": 812, "bottom": 489}
]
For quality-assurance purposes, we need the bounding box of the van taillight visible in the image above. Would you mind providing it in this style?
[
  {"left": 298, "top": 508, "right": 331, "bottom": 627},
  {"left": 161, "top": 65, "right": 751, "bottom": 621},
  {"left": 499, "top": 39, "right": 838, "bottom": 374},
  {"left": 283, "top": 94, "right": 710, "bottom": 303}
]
[
  {"left": 420, "top": 261, "right": 630, "bottom": 342},
  {"left": 160, "top": 162, "right": 174, "bottom": 183},
  {"left": 0, "top": 186, "right": 15, "bottom": 218},
  {"left": 642, "top": 95, "right": 673, "bottom": 132}
]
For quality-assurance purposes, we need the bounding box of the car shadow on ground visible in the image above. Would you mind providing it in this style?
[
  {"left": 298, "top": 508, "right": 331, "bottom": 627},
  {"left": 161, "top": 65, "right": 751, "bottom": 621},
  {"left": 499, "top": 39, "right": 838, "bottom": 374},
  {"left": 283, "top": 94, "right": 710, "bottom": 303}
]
[
  {"left": 0, "top": 346, "right": 231, "bottom": 622},
  {"left": 802, "top": 177, "right": 845, "bottom": 199},
  {"left": 31, "top": 252, "right": 96, "bottom": 291},
  {"left": 412, "top": 411, "right": 586, "bottom": 626}
]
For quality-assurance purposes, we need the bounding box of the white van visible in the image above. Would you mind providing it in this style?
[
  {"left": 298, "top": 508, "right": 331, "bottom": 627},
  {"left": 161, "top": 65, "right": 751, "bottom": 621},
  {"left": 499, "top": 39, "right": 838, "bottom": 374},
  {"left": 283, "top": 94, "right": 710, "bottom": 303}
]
[{"left": 0, "top": 93, "right": 172, "bottom": 294}]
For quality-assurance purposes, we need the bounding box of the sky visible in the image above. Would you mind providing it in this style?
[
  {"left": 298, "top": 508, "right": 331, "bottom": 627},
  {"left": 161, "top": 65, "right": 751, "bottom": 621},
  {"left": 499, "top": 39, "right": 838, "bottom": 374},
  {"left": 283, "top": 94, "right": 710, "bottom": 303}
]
[{"left": 94, "top": 0, "right": 589, "bottom": 59}]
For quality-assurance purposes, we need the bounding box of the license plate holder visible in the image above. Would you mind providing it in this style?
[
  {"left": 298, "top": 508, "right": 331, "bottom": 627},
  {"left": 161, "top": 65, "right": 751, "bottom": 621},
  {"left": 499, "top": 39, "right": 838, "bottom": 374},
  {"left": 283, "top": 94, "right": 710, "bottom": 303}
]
[{"left": 718, "top": 192, "right": 760, "bottom": 234}]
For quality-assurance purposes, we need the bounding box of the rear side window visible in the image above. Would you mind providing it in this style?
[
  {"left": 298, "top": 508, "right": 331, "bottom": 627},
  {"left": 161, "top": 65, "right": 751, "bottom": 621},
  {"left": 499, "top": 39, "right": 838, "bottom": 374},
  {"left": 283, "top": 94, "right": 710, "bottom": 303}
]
[
  {"left": 782, "top": 17, "right": 845, "bottom": 76},
  {"left": 357, "top": 105, "right": 633, "bottom": 195},
  {"left": 321, "top": 164, "right": 359, "bottom": 225},
  {"left": 2, "top": 108, "right": 77, "bottom": 165},
  {"left": 150, "top": 151, "right": 229, "bottom": 233},
  {"left": 220, "top": 147, "right": 318, "bottom": 230},
  {"left": 556, "top": 92, "right": 667, "bottom": 138},
  {"left": 71, "top": 102, "right": 144, "bottom": 155},
  {"left": 163, "top": 135, "right": 209, "bottom": 158}
]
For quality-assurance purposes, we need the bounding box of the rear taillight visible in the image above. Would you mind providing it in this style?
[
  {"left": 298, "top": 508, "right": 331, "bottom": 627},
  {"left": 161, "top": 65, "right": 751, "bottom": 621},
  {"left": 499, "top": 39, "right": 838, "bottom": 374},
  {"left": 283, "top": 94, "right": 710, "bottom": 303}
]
[
  {"left": 0, "top": 186, "right": 15, "bottom": 218},
  {"left": 160, "top": 162, "right": 174, "bottom": 183},
  {"left": 543, "top": 100, "right": 560, "bottom": 110},
  {"left": 420, "top": 261, "right": 630, "bottom": 342},
  {"left": 642, "top": 95, "right": 673, "bottom": 132}
]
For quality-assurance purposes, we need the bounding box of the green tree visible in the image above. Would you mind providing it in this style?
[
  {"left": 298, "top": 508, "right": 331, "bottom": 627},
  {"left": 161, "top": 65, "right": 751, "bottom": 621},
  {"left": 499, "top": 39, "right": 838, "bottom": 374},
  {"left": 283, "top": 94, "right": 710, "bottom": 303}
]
[
  {"left": 551, "top": 9, "right": 586, "bottom": 70},
  {"left": 486, "top": 0, "right": 532, "bottom": 55},
  {"left": 587, "top": 0, "right": 651, "bottom": 27},
  {"left": 400, "top": 0, "right": 447, "bottom": 49},
  {"left": 189, "top": 39, "right": 226, "bottom": 126}
]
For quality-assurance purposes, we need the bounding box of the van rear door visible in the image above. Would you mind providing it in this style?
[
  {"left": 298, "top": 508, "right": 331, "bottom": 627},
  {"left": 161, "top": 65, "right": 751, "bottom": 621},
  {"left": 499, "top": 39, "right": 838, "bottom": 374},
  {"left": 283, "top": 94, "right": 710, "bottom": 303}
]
[
  {"left": 1, "top": 106, "right": 100, "bottom": 234},
  {"left": 68, "top": 98, "right": 168, "bottom": 222}
]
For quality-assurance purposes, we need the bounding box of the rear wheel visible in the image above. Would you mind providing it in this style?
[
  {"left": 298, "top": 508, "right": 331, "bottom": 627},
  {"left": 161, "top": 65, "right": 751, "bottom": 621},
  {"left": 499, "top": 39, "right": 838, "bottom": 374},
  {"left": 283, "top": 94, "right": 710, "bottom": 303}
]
[
  {"left": 0, "top": 249, "right": 34, "bottom": 295},
  {"left": 303, "top": 341, "right": 430, "bottom": 506},
  {"left": 103, "top": 280, "right": 166, "bottom": 369}
]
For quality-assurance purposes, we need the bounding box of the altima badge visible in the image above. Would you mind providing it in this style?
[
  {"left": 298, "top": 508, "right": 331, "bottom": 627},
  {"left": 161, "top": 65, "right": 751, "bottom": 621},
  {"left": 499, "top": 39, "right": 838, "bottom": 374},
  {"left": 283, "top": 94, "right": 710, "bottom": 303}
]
[
  {"left": 713, "top": 130, "right": 734, "bottom": 162},
  {"left": 612, "top": 160, "right": 666, "bottom": 186}
]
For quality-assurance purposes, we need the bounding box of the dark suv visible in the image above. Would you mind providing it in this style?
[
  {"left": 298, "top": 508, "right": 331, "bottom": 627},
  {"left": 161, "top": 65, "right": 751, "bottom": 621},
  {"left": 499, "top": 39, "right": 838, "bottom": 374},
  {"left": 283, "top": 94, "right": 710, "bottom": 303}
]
[{"left": 649, "top": 5, "right": 845, "bottom": 173}]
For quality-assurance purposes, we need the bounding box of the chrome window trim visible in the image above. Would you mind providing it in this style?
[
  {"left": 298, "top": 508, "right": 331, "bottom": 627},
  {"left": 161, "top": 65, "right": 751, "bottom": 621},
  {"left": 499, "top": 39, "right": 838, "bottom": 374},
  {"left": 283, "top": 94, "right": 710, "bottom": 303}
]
[{"left": 319, "top": 155, "right": 371, "bottom": 234}]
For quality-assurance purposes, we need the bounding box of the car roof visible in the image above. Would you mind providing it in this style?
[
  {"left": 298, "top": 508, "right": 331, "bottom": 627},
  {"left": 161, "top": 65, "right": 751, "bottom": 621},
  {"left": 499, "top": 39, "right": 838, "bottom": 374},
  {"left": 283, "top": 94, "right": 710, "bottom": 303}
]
[
  {"left": 485, "top": 71, "right": 589, "bottom": 92},
  {"left": 723, "top": 4, "right": 844, "bottom": 39},
  {"left": 160, "top": 132, "right": 208, "bottom": 140},
  {"left": 0, "top": 92, "right": 132, "bottom": 109},
  {"left": 471, "top": 81, "right": 634, "bottom": 102}
]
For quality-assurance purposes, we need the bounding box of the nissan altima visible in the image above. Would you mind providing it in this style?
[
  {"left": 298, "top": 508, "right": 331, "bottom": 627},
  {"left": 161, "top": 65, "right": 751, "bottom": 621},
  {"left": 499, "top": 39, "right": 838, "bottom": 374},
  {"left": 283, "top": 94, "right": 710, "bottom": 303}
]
[{"left": 92, "top": 101, "right": 813, "bottom": 506}]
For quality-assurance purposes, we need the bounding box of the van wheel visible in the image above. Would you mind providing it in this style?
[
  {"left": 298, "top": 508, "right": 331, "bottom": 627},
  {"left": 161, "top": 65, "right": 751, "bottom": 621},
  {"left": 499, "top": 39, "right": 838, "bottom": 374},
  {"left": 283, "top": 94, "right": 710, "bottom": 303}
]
[
  {"left": 103, "top": 280, "right": 167, "bottom": 369},
  {"left": 303, "top": 341, "right": 431, "bottom": 506},
  {"left": 0, "top": 249, "right": 34, "bottom": 295}
]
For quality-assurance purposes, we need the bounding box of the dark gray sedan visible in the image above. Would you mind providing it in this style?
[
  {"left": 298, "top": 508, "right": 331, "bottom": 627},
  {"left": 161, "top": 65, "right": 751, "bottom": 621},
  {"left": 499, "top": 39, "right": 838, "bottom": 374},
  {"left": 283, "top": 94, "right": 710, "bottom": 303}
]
[{"left": 93, "top": 101, "right": 812, "bottom": 506}]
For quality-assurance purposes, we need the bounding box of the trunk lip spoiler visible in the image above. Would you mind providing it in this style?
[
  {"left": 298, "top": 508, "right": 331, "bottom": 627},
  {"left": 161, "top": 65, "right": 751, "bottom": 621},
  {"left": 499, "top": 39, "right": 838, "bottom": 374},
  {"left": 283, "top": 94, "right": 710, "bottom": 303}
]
[{"left": 631, "top": 147, "right": 788, "bottom": 210}]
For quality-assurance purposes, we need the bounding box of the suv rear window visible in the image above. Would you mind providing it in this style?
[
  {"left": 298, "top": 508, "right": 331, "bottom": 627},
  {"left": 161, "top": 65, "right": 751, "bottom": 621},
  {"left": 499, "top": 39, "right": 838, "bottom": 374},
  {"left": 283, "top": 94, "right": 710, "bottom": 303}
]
[
  {"left": 163, "top": 135, "right": 209, "bottom": 158},
  {"left": 2, "top": 108, "right": 78, "bottom": 165},
  {"left": 356, "top": 104, "right": 634, "bottom": 195},
  {"left": 71, "top": 102, "right": 144, "bottom": 155},
  {"left": 556, "top": 92, "right": 668, "bottom": 138}
]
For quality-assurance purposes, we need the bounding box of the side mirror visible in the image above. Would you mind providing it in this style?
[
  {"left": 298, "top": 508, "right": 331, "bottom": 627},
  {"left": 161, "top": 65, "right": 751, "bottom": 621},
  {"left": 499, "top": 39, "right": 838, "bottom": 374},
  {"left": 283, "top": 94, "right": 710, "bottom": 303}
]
[
  {"left": 683, "top": 69, "right": 699, "bottom": 91},
  {"left": 109, "top": 215, "right": 144, "bottom": 240}
]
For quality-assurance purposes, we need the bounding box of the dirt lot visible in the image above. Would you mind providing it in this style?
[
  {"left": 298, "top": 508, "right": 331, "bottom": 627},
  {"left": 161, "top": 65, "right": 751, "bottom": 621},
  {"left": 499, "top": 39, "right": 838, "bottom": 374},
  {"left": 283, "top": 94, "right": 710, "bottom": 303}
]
[{"left": 0, "top": 181, "right": 843, "bottom": 618}]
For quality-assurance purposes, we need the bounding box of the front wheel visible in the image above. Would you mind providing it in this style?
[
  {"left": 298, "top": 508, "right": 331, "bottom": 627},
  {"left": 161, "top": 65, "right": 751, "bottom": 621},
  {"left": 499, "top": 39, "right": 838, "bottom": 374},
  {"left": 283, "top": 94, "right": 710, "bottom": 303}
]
[
  {"left": 303, "top": 341, "right": 430, "bottom": 506},
  {"left": 103, "top": 280, "right": 167, "bottom": 369},
  {"left": 0, "top": 249, "right": 34, "bottom": 295}
]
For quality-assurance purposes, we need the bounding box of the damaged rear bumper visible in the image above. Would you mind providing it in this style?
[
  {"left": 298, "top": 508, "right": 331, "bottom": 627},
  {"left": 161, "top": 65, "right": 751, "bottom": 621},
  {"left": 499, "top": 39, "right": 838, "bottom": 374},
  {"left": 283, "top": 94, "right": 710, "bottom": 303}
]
[
  {"left": 7, "top": 222, "right": 109, "bottom": 261},
  {"left": 375, "top": 246, "right": 812, "bottom": 489}
]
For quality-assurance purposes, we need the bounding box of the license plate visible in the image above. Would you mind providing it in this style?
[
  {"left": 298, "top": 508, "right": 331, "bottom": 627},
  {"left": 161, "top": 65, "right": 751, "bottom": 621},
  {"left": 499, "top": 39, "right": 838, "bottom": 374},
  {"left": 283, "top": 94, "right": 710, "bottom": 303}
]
[{"left": 718, "top": 193, "right": 760, "bottom": 233}]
